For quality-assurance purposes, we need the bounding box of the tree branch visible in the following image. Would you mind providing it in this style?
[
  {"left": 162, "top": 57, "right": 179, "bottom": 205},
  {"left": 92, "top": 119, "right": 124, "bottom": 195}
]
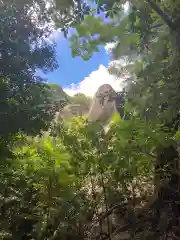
[
  {"left": 150, "top": 23, "right": 164, "bottom": 29},
  {"left": 145, "top": 0, "right": 174, "bottom": 29}
]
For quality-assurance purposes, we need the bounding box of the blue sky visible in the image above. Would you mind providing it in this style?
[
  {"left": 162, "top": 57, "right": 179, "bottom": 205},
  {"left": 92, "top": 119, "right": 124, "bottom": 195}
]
[
  {"left": 39, "top": 30, "right": 122, "bottom": 97},
  {"left": 38, "top": 30, "right": 122, "bottom": 97},
  {"left": 38, "top": 2, "right": 129, "bottom": 97},
  {"left": 43, "top": 2, "right": 110, "bottom": 89},
  {"left": 42, "top": 34, "right": 110, "bottom": 87}
]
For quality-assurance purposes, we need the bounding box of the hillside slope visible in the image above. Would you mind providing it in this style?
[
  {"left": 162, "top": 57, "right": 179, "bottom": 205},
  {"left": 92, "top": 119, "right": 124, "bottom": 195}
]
[
  {"left": 54, "top": 89, "right": 92, "bottom": 120},
  {"left": 47, "top": 84, "right": 71, "bottom": 105}
]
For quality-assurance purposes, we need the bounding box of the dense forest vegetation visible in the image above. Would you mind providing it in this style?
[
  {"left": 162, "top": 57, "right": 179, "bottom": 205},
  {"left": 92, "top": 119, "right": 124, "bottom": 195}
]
[{"left": 0, "top": 0, "right": 180, "bottom": 239}]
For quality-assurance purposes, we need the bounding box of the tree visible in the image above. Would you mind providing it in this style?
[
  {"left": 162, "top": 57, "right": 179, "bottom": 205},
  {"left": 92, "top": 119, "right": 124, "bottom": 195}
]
[
  {"left": 1, "top": 0, "right": 180, "bottom": 239},
  {"left": 65, "top": 0, "right": 180, "bottom": 238},
  {"left": 47, "top": 83, "right": 71, "bottom": 109},
  {"left": 71, "top": 93, "right": 91, "bottom": 110},
  {"left": 0, "top": 0, "right": 59, "bottom": 152},
  {"left": 50, "top": 0, "right": 91, "bottom": 36},
  {"left": 0, "top": 114, "right": 158, "bottom": 239}
]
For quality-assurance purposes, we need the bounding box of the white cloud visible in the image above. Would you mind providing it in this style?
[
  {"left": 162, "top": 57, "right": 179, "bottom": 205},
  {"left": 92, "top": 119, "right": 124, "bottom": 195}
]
[
  {"left": 45, "top": 29, "right": 63, "bottom": 44},
  {"left": 63, "top": 64, "right": 123, "bottom": 97},
  {"left": 105, "top": 42, "right": 129, "bottom": 67},
  {"left": 104, "top": 42, "right": 118, "bottom": 55},
  {"left": 123, "top": 2, "right": 129, "bottom": 13}
]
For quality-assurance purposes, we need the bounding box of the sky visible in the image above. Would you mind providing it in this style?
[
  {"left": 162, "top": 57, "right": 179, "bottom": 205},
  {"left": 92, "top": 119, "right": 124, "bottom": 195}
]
[
  {"left": 38, "top": 1, "right": 130, "bottom": 97},
  {"left": 39, "top": 29, "right": 123, "bottom": 97}
]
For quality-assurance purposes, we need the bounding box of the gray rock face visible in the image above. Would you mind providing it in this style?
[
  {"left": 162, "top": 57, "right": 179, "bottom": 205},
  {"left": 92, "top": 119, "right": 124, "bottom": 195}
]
[
  {"left": 88, "top": 84, "right": 117, "bottom": 124},
  {"left": 55, "top": 84, "right": 118, "bottom": 124}
]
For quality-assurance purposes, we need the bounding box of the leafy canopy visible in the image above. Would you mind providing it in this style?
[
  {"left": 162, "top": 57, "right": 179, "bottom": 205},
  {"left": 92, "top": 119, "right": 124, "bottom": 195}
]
[{"left": 0, "top": 0, "right": 59, "bottom": 147}]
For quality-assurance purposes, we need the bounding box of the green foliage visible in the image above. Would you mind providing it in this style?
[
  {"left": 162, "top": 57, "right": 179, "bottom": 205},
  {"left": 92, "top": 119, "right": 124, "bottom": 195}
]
[
  {"left": 69, "top": 0, "right": 180, "bottom": 121},
  {"left": 0, "top": 114, "right": 164, "bottom": 239},
  {"left": 50, "top": 0, "right": 92, "bottom": 37},
  {"left": 63, "top": 1, "right": 180, "bottom": 238},
  {"left": 71, "top": 93, "right": 92, "bottom": 111},
  {"left": 1, "top": 0, "right": 180, "bottom": 239},
  {"left": 47, "top": 83, "right": 71, "bottom": 108},
  {"left": 0, "top": 111, "right": 179, "bottom": 239},
  {"left": 0, "top": 0, "right": 59, "bottom": 155}
]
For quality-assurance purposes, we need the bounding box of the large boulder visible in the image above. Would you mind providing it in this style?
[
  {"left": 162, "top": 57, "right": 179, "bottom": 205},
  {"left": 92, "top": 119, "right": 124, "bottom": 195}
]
[
  {"left": 55, "top": 84, "right": 118, "bottom": 124},
  {"left": 88, "top": 84, "right": 117, "bottom": 124}
]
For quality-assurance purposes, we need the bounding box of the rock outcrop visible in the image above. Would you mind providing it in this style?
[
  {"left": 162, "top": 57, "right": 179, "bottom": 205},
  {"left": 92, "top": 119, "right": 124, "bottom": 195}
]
[
  {"left": 88, "top": 84, "right": 117, "bottom": 124},
  {"left": 55, "top": 84, "right": 118, "bottom": 124}
]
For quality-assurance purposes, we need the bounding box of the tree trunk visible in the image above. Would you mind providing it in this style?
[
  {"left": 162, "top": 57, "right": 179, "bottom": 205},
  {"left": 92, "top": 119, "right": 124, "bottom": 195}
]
[
  {"left": 171, "top": 27, "right": 180, "bottom": 60},
  {"left": 154, "top": 144, "right": 180, "bottom": 238}
]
